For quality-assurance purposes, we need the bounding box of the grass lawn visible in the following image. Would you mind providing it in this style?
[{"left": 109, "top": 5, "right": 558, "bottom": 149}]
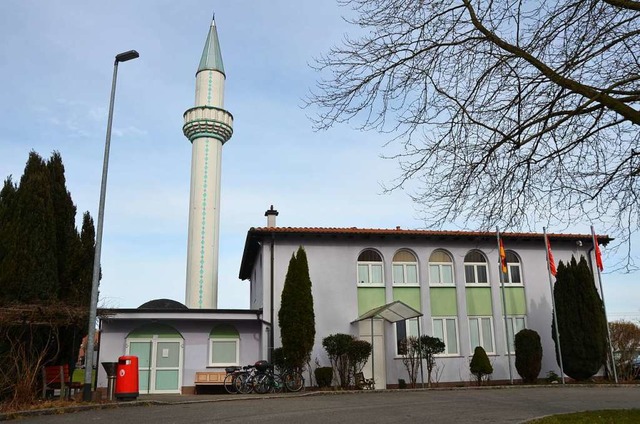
[{"left": 527, "top": 410, "right": 640, "bottom": 423}]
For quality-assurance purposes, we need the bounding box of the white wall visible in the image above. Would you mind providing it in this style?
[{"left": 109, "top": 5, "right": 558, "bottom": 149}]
[{"left": 252, "top": 233, "right": 593, "bottom": 385}]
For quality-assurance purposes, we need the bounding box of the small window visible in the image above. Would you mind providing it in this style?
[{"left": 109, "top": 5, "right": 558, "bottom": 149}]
[
  {"left": 432, "top": 317, "right": 459, "bottom": 355},
  {"left": 469, "top": 317, "right": 494, "bottom": 354},
  {"left": 357, "top": 249, "right": 384, "bottom": 286},
  {"left": 464, "top": 250, "right": 489, "bottom": 285},
  {"left": 429, "top": 250, "right": 454, "bottom": 286},
  {"left": 209, "top": 339, "right": 239, "bottom": 366},
  {"left": 500, "top": 251, "right": 523, "bottom": 285},
  {"left": 392, "top": 250, "right": 419, "bottom": 286},
  {"left": 395, "top": 317, "right": 419, "bottom": 355},
  {"left": 209, "top": 325, "right": 240, "bottom": 367}
]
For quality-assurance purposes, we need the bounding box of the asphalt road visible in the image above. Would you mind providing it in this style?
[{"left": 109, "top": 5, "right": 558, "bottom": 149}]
[{"left": 14, "top": 386, "right": 640, "bottom": 424}]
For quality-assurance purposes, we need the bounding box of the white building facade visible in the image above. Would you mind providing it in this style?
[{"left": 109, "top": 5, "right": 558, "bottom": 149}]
[{"left": 239, "top": 214, "right": 607, "bottom": 388}]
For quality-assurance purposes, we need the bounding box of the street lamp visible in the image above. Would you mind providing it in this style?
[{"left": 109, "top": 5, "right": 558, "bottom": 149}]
[{"left": 83, "top": 50, "right": 139, "bottom": 402}]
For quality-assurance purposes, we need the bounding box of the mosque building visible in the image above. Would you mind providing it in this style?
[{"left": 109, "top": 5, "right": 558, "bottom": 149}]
[{"left": 97, "top": 17, "right": 608, "bottom": 394}]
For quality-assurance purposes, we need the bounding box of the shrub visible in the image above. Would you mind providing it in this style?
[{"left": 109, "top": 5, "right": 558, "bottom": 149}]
[
  {"left": 322, "top": 334, "right": 372, "bottom": 388},
  {"left": 314, "top": 367, "right": 333, "bottom": 388},
  {"left": 552, "top": 256, "right": 607, "bottom": 380},
  {"left": 515, "top": 329, "right": 542, "bottom": 384},
  {"left": 470, "top": 346, "right": 493, "bottom": 385}
]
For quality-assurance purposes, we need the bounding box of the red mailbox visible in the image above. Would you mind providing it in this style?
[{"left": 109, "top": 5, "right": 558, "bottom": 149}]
[{"left": 115, "top": 355, "right": 139, "bottom": 400}]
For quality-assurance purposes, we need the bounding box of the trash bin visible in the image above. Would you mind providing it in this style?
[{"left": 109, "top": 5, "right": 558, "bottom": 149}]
[
  {"left": 101, "top": 362, "right": 118, "bottom": 401},
  {"left": 115, "top": 355, "right": 138, "bottom": 400}
]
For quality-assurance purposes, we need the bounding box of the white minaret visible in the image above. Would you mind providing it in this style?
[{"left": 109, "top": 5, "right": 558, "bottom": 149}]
[{"left": 182, "top": 16, "right": 233, "bottom": 309}]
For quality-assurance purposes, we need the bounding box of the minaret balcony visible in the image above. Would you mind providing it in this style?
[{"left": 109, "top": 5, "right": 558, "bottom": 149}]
[{"left": 183, "top": 106, "right": 234, "bottom": 143}]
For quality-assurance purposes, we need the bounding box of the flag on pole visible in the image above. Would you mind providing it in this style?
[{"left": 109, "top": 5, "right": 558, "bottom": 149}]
[
  {"left": 594, "top": 234, "right": 604, "bottom": 271},
  {"left": 545, "top": 235, "right": 557, "bottom": 276},
  {"left": 499, "top": 238, "right": 507, "bottom": 273}
]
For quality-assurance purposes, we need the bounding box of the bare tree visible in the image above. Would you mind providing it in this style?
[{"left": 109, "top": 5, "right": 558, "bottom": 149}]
[
  {"left": 309, "top": 0, "right": 640, "bottom": 263},
  {"left": 609, "top": 320, "right": 640, "bottom": 380}
]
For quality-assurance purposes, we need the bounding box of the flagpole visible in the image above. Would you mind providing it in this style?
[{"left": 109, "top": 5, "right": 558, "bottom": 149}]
[
  {"left": 497, "top": 227, "right": 514, "bottom": 385},
  {"left": 591, "top": 226, "right": 618, "bottom": 384},
  {"left": 543, "top": 227, "right": 565, "bottom": 384}
]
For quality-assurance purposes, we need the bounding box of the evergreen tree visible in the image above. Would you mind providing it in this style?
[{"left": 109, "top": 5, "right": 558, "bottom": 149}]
[
  {"left": 47, "top": 152, "right": 80, "bottom": 303},
  {"left": 552, "top": 256, "right": 608, "bottom": 380},
  {"left": 278, "top": 246, "right": 316, "bottom": 371},
  {"left": 8, "top": 152, "right": 58, "bottom": 302},
  {"left": 515, "top": 329, "right": 542, "bottom": 384},
  {"left": 70, "top": 212, "right": 96, "bottom": 307},
  {"left": 470, "top": 346, "right": 493, "bottom": 385},
  {"left": 0, "top": 177, "right": 18, "bottom": 301}
]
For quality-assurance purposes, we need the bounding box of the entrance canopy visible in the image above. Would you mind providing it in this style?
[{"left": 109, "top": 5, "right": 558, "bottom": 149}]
[{"left": 352, "top": 300, "right": 423, "bottom": 323}]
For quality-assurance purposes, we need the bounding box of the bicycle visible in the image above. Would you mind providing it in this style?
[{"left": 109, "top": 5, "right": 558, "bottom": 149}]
[
  {"left": 281, "top": 369, "right": 304, "bottom": 392},
  {"left": 223, "top": 366, "right": 242, "bottom": 394}
]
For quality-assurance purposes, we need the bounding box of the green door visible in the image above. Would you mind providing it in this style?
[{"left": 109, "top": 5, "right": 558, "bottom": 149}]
[
  {"left": 129, "top": 341, "right": 152, "bottom": 393},
  {"left": 154, "top": 341, "right": 181, "bottom": 391}
]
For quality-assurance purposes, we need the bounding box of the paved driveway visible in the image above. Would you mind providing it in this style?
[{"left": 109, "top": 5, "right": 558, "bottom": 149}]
[{"left": 13, "top": 386, "right": 640, "bottom": 423}]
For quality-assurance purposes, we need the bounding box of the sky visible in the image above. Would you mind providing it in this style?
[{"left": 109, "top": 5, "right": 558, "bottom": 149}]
[{"left": 0, "top": 1, "right": 638, "bottom": 321}]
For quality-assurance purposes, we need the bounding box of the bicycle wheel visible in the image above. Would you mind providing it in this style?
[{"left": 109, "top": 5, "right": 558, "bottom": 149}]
[
  {"left": 284, "top": 371, "right": 304, "bottom": 392},
  {"left": 223, "top": 373, "right": 238, "bottom": 394},
  {"left": 234, "top": 372, "right": 252, "bottom": 394},
  {"left": 254, "top": 374, "right": 269, "bottom": 394},
  {"left": 271, "top": 374, "right": 284, "bottom": 393}
]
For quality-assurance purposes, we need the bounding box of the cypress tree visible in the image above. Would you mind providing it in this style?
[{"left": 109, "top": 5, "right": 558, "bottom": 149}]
[
  {"left": 278, "top": 246, "right": 316, "bottom": 371},
  {"left": 9, "top": 152, "right": 58, "bottom": 302},
  {"left": 70, "top": 212, "right": 96, "bottom": 306},
  {"left": 515, "top": 329, "right": 542, "bottom": 384},
  {"left": 47, "top": 152, "right": 80, "bottom": 303},
  {"left": 552, "top": 256, "right": 607, "bottom": 380},
  {"left": 0, "top": 177, "right": 18, "bottom": 302}
]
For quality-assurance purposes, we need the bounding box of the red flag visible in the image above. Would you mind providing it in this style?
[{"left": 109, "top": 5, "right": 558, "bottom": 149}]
[
  {"left": 594, "top": 234, "right": 604, "bottom": 271},
  {"left": 546, "top": 235, "right": 557, "bottom": 276},
  {"left": 499, "top": 239, "right": 507, "bottom": 273}
]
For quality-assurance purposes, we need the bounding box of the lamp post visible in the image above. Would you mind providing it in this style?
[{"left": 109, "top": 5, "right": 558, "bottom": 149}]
[{"left": 83, "top": 50, "right": 139, "bottom": 402}]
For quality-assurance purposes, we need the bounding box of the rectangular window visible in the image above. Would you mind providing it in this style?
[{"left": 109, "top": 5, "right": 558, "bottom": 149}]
[
  {"left": 469, "top": 317, "right": 494, "bottom": 354},
  {"left": 441, "top": 265, "right": 453, "bottom": 285},
  {"left": 431, "top": 264, "right": 454, "bottom": 285},
  {"left": 371, "top": 264, "right": 383, "bottom": 285},
  {"left": 358, "top": 264, "right": 369, "bottom": 284},
  {"left": 464, "top": 265, "right": 475, "bottom": 284},
  {"left": 465, "top": 264, "right": 489, "bottom": 284},
  {"left": 509, "top": 265, "right": 521, "bottom": 284},
  {"left": 504, "top": 316, "right": 526, "bottom": 353},
  {"left": 395, "top": 318, "right": 419, "bottom": 355},
  {"left": 430, "top": 265, "right": 441, "bottom": 284},
  {"left": 477, "top": 266, "right": 488, "bottom": 283},
  {"left": 406, "top": 264, "right": 418, "bottom": 285},
  {"left": 433, "top": 318, "right": 458, "bottom": 355},
  {"left": 209, "top": 339, "right": 239, "bottom": 366},
  {"left": 393, "top": 264, "right": 404, "bottom": 284}
]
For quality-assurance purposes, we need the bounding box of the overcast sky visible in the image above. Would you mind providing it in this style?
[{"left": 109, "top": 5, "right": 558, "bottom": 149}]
[{"left": 1, "top": 1, "right": 637, "bottom": 321}]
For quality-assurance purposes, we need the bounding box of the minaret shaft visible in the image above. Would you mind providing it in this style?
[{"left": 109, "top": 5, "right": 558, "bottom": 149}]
[{"left": 183, "top": 19, "right": 233, "bottom": 309}]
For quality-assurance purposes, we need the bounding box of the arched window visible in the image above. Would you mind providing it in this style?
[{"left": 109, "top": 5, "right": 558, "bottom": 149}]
[
  {"left": 392, "top": 249, "right": 418, "bottom": 286},
  {"left": 464, "top": 250, "right": 489, "bottom": 285},
  {"left": 501, "top": 251, "right": 522, "bottom": 284},
  {"left": 209, "top": 324, "right": 240, "bottom": 367},
  {"left": 357, "top": 249, "right": 384, "bottom": 286},
  {"left": 428, "top": 250, "right": 454, "bottom": 286}
]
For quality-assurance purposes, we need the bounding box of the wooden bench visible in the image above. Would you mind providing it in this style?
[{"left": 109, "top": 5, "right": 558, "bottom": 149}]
[
  {"left": 194, "top": 371, "right": 226, "bottom": 393},
  {"left": 42, "top": 364, "right": 82, "bottom": 399}
]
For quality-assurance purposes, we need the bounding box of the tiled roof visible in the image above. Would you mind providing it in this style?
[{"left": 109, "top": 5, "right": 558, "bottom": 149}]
[{"left": 247, "top": 226, "right": 609, "bottom": 241}]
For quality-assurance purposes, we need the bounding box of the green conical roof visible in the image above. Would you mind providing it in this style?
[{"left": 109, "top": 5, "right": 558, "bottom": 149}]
[{"left": 198, "top": 17, "right": 225, "bottom": 75}]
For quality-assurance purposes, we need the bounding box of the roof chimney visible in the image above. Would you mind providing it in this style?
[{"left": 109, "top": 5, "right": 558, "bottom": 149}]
[{"left": 265, "top": 205, "right": 279, "bottom": 228}]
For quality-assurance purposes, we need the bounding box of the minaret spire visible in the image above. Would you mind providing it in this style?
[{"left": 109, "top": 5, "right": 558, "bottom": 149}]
[
  {"left": 182, "top": 16, "right": 233, "bottom": 309},
  {"left": 198, "top": 14, "right": 225, "bottom": 75}
]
